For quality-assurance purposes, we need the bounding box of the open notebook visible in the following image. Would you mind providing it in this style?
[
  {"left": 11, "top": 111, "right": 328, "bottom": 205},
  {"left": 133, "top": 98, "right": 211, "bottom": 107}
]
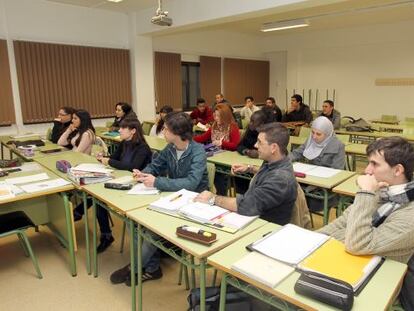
[
  {"left": 149, "top": 189, "right": 257, "bottom": 232},
  {"left": 293, "top": 162, "right": 341, "bottom": 178}
]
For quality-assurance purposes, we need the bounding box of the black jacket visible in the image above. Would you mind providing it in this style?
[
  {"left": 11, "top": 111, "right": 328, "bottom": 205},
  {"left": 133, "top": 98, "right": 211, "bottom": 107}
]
[
  {"left": 50, "top": 120, "right": 71, "bottom": 144},
  {"left": 283, "top": 103, "right": 313, "bottom": 124},
  {"left": 237, "top": 128, "right": 258, "bottom": 155},
  {"left": 108, "top": 140, "right": 152, "bottom": 171}
]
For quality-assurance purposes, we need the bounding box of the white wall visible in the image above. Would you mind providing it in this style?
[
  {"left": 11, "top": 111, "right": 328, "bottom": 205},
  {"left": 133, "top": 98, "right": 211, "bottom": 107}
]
[
  {"left": 0, "top": 0, "right": 129, "bottom": 135},
  {"left": 263, "top": 20, "right": 414, "bottom": 119}
]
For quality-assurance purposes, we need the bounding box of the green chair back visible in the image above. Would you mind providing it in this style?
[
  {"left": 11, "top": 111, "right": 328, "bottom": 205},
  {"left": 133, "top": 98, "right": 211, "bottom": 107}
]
[
  {"left": 404, "top": 117, "right": 414, "bottom": 124},
  {"left": 299, "top": 126, "right": 311, "bottom": 138},
  {"left": 46, "top": 127, "right": 52, "bottom": 141},
  {"left": 241, "top": 118, "right": 249, "bottom": 129},
  {"left": 105, "top": 121, "right": 113, "bottom": 128},
  {"left": 336, "top": 134, "right": 350, "bottom": 144},
  {"left": 142, "top": 121, "right": 152, "bottom": 136},
  {"left": 381, "top": 115, "right": 398, "bottom": 123}
]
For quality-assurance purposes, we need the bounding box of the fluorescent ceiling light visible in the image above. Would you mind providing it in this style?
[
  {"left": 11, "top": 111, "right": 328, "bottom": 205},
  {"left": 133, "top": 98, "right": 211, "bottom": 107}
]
[
  {"left": 261, "top": 19, "right": 309, "bottom": 32},
  {"left": 107, "top": 0, "right": 123, "bottom": 3}
]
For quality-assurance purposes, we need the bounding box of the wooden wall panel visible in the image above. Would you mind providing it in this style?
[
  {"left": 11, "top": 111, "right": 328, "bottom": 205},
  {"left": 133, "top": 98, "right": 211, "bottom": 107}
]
[
  {"left": 0, "top": 39, "right": 16, "bottom": 126},
  {"left": 223, "top": 58, "right": 269, "bottom": 106},
  {"left": 13, "top": 40, "right": 132, "bottom": 124},
  {"left": 200, "top": 56, "right": 221, "bottom": 104},
  {"left": 154, "top": 51, "right": 182, "bottom": 110}
]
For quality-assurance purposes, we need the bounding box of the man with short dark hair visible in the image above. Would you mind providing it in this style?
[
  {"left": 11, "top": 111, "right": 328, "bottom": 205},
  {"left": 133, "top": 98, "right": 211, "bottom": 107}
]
[
  {"left": 190, "top": 98, "right": 213, "bottom": 125},
  {"left": 319, "top": 100, "right": 341, "bottom": 129},
  {"left": 240, "top": 96, "right": 260, "bottom": 123},
  {"left": 319, "top": 136, "right": 414, "bottom": 263},
  {"left": 263, "top": 97, "right": 283, "bottom": 122},
  {"left": 110, "top": 112, "right": 208, "bottom": 286},
  {"left": 283, "top": 94, "right": 313, "bottom": 125},
  {"left": 195, "top": 122, "right": 297, "bottom": 225},
  {"left": 215, "top": 93, "right": 225, "bottom": 105}
]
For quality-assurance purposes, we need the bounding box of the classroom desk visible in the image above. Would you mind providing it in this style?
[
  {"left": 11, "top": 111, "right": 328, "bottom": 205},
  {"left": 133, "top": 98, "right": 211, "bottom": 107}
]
[
  {"left": 344, "top": 143, "right": 368, "bottom": 171},
  {"left": 335, "top": 128, "right": 414, "bottom": 143},
  {"left": 207, "top": 222, "right": 407, "bottom": 311},
  {"left": 332, "top": 174, "right": 359, "bottom": 216},
  {"left": 370, "top": 119, "right": 400, "bottom": 125},
  {"left": 35, "top": 151, "right": 103, "bottom": 274},
  {"left": 127, "top": 206, "right": 267, "bottom": 311},
  {"left": 144, "top": 135, "right": 167, "bottom": 151},
  {"left": 0, "top": 165, "right": 77, "bottom": 276},
  {"left": 95, "top": 127, "right": 121, "bottom": 154}
]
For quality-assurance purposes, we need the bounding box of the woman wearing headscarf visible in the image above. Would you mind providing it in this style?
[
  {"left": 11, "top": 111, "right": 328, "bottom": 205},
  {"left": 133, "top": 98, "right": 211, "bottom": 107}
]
[{"left": 289, "top": 116, "right": 345, "bottom": 169}]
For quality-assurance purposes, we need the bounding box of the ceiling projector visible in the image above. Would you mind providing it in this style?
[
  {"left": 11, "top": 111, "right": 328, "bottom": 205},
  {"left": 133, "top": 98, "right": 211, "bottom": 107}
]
[{"left": 151, "top": 0, "right": 172, "bottom": 26}]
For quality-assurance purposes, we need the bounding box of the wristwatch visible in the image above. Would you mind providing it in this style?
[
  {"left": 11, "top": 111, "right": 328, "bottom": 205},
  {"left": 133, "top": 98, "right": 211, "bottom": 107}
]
[{"left": 208, "top": 195, "right": 217, "bottom": 206}]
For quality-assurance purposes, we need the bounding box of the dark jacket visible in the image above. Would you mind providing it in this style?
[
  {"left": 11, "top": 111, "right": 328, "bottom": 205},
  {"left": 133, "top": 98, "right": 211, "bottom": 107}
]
[
  {"left": 108, "top": 140, "right": 152, "bottom": 171},
  {"left": 237, "top": 128, "right": 258, "bottom": 155},
  {"left": 50, "top": 120, "right": 71, "bottom": 144},
  {"left": 236, "top": 157, "right": 297, "bottom": 225},
  {"left": 319, "top": 109, "right": 341, "bottom": 130},
  {"left": 111, "top": 111, "right": 138, "bottom": 131},
  {"left": 265, "top": 106, "right": 283, "bottom": 122},
  {"left": 142, "top": 140, "right": 208, "bottom": 192},
  {"left": 283, "top": 103, "right": 313, "bottom": 124}
]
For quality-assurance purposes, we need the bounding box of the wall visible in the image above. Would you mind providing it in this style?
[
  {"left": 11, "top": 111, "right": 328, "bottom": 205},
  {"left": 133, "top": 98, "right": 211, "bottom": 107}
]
[
  {"left": 263, "top": 19, "right": 414, "bottom": 119},
  {"left": 0, "top": 0, "right": 129, "bottom": 135}
]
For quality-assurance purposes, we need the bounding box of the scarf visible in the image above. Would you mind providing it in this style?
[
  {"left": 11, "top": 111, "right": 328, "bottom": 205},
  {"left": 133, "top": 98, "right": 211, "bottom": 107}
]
[
  {"left": 372, "top": 181, "right": 414, "bottom": 227},
  {"left": 303, "top": 116, "right": 334, "bottom": 160},
  {"left": 211, "top": 124, "right": 229, "bottom": 146}
]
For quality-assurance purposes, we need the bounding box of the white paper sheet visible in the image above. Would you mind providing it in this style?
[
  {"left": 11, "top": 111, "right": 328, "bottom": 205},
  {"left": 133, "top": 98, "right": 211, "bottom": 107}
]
[
  {"left": 293, "top": 162, "right": 340, "bottom": 178},
  {"left": 72, "top": 163, "right": 113, "bottom": 174},
  {"left": 5, "top": 173, "right": 50, "bottom": 185},
  {"left": 127, "top": 183, "right": 159, "bottom": 195},
  {"left": 19, "top": 178, "right": 71, "bottom": 193}
]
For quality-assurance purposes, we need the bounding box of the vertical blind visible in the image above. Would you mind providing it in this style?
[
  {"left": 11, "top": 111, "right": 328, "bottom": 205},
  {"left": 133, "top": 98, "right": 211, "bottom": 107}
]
[
  {"left": 154, "top": 51, "right": 182, "bottom": 111},
  {"left": 0, "top": 39, "right": 16, "bottom": 126},
  {"left": 13, "top": 40, "right": 132, "bottom": 124},
  {"left": 223, "top": 58, "right": 269, "bottom": 106},
  {"left": 200, "top": 56, "right": 221, "bottom": 104}
]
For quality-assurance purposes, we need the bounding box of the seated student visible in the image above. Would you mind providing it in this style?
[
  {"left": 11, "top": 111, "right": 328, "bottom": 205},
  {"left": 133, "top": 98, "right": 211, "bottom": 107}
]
[
  {"left": 319, "top": 99, "right": 341, "bottom": 129},
  {"left": 58, "top": 109, "right": 95, "bottom": 155},
  {"left": 190, "top": 98, "right": 213, "bottom": 125},
  {"left": 240, "top": 96, "right": 260, "bottom": 123},
  {"left": 283, "top": 94, "right": 313, "bottom": 125},
  {"left": 194, "top": 104, "right": 241, "bottom": 195},
  {"left": 214, "top": 93, "right": 225, "bottom": 106},
  {"left": 110, "top": 112, "right": 208, "bottom": 286},
  {"left": 263, "top": 97, "right": 283, "bottom": 122},
  {"left": 237, "top": 110, "right": 270, "bottom": 159},
  {"left": 194, "top": 103, "right": 240, "bottom": 151},
  {"left": 149, "top": 105, "right": 173, "bottom": 138},
  {"left": 195, "top": 122, "right": 297, "bottom": 225},
  {"left": 318, "top": 137, "right": 414, "bottom": 265},
  {"left": 73, "top": 118, "right": 152, "bottom": 252},
  {"left": 289, "top": 116, "right": 345, "bottom": 169},
  {"left": 50, "top": 106, "right": 75, "bottom": 144},
  {"left": 109, "top": 102, "right": 137, "bottom": 131}
]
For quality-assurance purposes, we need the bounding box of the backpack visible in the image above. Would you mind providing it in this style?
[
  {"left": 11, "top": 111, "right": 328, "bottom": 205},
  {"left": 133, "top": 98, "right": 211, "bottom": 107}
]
[{"left": 343, "top": 116, "right": 373, "bottom": 132}]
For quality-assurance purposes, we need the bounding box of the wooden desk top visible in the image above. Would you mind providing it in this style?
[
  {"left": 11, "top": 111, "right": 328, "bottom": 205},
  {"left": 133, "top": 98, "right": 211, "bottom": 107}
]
[
  {"left": 294, "top": 166, "right": 356, "bottom": 189},
  {"left": 207, "top": 223, "right": 407, "bottom": 311},
  {"left": 207, "top": 151, "right": 263, "bottom": 167},
  {"left": 127, "top": 206, "right": 267, "bottom": 259},
  {"left": 144, "top": 135, "right": 167, "bottom": 151},
  {"left": 332, "top": 175, "right": 359, "bottom": 197},
  {"left": 344, "top": 143, "right": 367, "bottom": 156}
]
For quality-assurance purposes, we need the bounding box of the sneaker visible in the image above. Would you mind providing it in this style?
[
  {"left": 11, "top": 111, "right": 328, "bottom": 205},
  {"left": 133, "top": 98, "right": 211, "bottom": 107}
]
[
  {"left": 110, "top": 264, "right": 131, "bottom": 284},
  {"left": 125, "top": 267, "right": 163, "bottom": 287},
  {"left": 97, "top": 236, "right": 115, "bottom": 253},
  {"left": 73, "top": 210, "right": 83, "bottom": 222}
]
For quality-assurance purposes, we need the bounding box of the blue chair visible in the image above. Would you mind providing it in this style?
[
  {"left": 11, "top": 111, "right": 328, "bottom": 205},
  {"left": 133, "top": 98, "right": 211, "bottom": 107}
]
[{"left": 0, "top": 211, "right": 42, "bottom": 278}]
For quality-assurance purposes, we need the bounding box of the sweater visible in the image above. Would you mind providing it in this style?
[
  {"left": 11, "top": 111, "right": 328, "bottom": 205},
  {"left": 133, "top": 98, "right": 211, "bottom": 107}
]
[
  {"left": 108, "top": 140, "right": 152, "bottom": 171},
  {"left": 58, "top": 128, "right": 95, "bottom": 155},
  {"left": 283, "top": 104, "right": 313, "bottom": 124},
  {"left": 319, "top": 191, "right": 414, "bottom": 263},
  {"left": 194, "top": 123, "right": 240, "bottom": 151},
  {"left": 190, "top": 107, "right": 213, "bottom": 125}
]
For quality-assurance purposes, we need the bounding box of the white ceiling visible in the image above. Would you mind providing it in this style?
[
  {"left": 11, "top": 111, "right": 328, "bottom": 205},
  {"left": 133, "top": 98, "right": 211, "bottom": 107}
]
[{"left": 47, "top": 0, "right": 156, "bottom": 12}]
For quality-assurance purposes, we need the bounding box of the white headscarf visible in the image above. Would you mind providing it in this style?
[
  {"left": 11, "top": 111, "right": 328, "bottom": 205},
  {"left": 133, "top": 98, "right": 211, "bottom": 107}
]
[{"left": 303, "top": 116, "right": 334, "bottom": 160}]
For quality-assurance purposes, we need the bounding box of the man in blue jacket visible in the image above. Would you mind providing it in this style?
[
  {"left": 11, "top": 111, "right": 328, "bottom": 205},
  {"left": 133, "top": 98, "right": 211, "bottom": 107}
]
[{"left": 110, "top": 112, "right": 208, "bottom": 286}]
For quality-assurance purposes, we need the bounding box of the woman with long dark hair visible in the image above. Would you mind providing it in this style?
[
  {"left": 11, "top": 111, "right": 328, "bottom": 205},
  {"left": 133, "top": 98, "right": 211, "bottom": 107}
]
[
  {"left": 110, "top": 102, "right": 137, "bottom": 131},
  {"left": 74, "top": 118, "right": 153, "bottom": 253},
  {"left": 58, "top": 109, "right": 95, "bottom": 154},
  {"left": 149, "top": 105, "right": 173, "bottom": 138}
]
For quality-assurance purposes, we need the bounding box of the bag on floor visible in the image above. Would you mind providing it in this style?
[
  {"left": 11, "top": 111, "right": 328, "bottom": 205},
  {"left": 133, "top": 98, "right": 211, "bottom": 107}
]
[{"left": 187, "top": 285, "right": 253, "bottom": 311}]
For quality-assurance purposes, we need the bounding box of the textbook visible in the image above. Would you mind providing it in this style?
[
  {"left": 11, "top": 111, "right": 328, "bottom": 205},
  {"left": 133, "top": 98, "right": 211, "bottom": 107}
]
[
  {"left": 231, "top": 252, "right": 294, "bottom": 288},
  {"left": 293, "top": 162, "right": 341, "bottom": 178},
  {"left": 149, "top": 189, "right": 257, "bottom": 232},
  {"left": 248, "top": 224, "right": 329, "bottom": 265},
  {"left": 298, "top": 238, "right": 383, "bottom": 294},
  {"left": 68, "top": 168, "right": 112, "bottom": 185}
]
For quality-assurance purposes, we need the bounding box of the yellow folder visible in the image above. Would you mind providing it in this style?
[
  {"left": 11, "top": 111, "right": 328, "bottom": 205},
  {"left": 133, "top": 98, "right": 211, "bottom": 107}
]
[{"left": 298, "top": 239, "right": 381, "bottom": 289}]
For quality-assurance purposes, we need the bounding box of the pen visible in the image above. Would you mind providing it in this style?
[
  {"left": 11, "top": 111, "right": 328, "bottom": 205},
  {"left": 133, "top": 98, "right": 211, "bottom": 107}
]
[{"left": 170, "top": 194, "right": 183, "bottom": 202}]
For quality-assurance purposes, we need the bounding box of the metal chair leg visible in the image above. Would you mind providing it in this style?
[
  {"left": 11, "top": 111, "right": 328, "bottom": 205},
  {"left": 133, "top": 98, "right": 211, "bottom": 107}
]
[
  {"left": 120, "top": 222, "right": 126, "bottom": 253},
  {"left": 18, "top": 234, "right": 29, "bottom": 257},
  {"left": 19, "top": 231, "right": 42, "bottom": 279}
]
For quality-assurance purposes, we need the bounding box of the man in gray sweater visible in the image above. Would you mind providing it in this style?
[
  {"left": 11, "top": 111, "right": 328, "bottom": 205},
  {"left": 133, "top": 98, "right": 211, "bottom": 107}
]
[
  {"left": 195, "top": 122, "right": 297, "bottom": 225},
  {"left": 319, "top": 136, "right": 414, "bottom": 263}
]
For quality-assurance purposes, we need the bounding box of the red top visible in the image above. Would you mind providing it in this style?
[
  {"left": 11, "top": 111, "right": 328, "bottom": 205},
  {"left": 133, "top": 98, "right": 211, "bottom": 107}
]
[
  {"left": 190, "top": 106, "right": 214, "bottom": 125},
  {"left": 194, "top": 123, "right": 240, "bottom": 151}
]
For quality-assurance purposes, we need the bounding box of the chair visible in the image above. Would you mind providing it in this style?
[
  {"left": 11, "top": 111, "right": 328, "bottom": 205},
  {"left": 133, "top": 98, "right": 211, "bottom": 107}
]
[
  {"left": 93, "top": 136, "right": 109, "bottom": 156},
  {"left": 142, "top": 121, "right": 152, "bottom": 136},
  {"left": 207, "top": 162, "right": 216, "bottom": 193},
  {"left": 105, "top": 121, "right": 113, "bottom": 128},
  {"left": 241, "top": 118, "right": 249, "bottom": 129},
  {"left": 290, "top": 184, "right": 312, "bottom": 229},
  {"left": 299, "top": 126, "right": 311, "bottom": 138},
  {"left": 404, "top": 117, "right": 414, "bottom": 124},
  {"left": 381, "top": 115, "right": 398, "bottom": 123},
  {"left": 46, "top": 127, "right": 52, "bottom": 141},
  {"left": 0, "top": 211, "right": 42, "bottom": 279}
]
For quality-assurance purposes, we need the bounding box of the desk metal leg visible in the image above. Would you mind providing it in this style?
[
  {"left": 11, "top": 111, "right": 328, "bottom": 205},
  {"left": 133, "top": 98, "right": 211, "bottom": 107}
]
[
  {"left": 200, "top": 259, "right": 207, "bottom": 311},
  {"left": 62, "top": 193, "right": 77, "bottom": 276},
  {"left": 92, "top": 198, "right": 98, "bottom": 277},
  {"left": 83, "top": 192, "right": 91, "bottom": 275},
  {"left": 137, "top": 220, "right": 143, "bottom": 311},
  {"left": 219, "top": 273, "right": 228, "bottom": 311},
  {"left": 323, "top": 189, "right": 330, "bottom": 225}
]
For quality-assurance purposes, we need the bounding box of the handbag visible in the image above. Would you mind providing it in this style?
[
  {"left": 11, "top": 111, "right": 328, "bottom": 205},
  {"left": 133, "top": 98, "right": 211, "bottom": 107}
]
[
  {"left": 294, "top": 271, "right": 354, "bottom": 311},
  {"left": 343, "top": 116, "right": 373, "bottom": 132}
]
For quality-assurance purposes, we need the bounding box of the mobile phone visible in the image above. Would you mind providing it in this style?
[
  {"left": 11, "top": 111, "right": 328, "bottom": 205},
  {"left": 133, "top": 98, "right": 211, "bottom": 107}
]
[{"left": 41, "top": 148, "right": 62, "bottom": 154}]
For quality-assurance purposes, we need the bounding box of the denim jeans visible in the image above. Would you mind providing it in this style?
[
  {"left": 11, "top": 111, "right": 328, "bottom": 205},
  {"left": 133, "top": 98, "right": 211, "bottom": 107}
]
[
  {"left": 74, "top": 198, "right": 112, "bottom": 237},
  {"left": 133, "top": 228, "right": 160, "bottom": 273}
]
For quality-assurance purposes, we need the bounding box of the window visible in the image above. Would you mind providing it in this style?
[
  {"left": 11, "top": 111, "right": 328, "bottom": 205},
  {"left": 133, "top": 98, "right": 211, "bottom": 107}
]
[{"left": 181, "top": 62, "right": 200, "bottom": 110}]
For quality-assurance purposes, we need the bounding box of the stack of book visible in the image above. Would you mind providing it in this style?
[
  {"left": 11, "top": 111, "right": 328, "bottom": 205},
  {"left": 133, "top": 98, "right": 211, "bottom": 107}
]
[{"left": 68, "top": 163, "right": 113, "bottom": 185}]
